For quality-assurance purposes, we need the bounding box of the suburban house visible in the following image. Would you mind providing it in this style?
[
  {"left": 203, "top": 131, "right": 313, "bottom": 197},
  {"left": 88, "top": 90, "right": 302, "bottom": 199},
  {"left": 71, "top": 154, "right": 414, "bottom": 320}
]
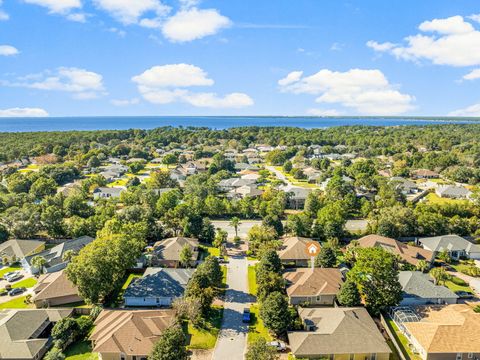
[
  {"left": 169, "top": 168, "right": 187, "bottom": 182},
  {"left": 218, "top": 177, "right": 255, "bottom": 191},
  {"left": 124, "top": 268, "right": 195, "bottom": 307},
  {"left": 33, "top": 270, "right": 83, "bottom": 308},
  {"left": 90, "top": 309, "right": 176, "bottom": 360},
  {"left": 93, "top": 186, "right": 126, "bottom": 199},
  {"left": 400, "top": 304, "right": 480, "bottom": 360},
  {"left": 436, "top": 185, "right": 472, "bottom": 199},
  {"left": 283, "top": 268, "right": 344, "bottom": 306},
  {"left": 419, "top": 234, "right": 480, "bottom": 260},
  {"left": 391, "top": 177, "right": 419, "bottom": 194},
  {"left": 0, "top": 309, "right": 73, "bottom": 360},
  {"left": 23, "top": 236, "right": 94, "bottom": 274},
  {"left": 0, "top": 239, "right": 45, "bottom": 264},
  {"left": 151, "top": 237, "right": 199, "bottom": 268},
  {"left": 352, "top": 235, "right": 434, "bottom": 266},
  {"left": 280, "top": 185, "right": 312, "bottom": 209},
  {"left": 288, "top": 307, "right": 391, "bottom": 360},
  {"left": 411, "top": 169, "right": 440, "bottom": 179},
  {"left": 398, "top": 271, "right": 458, "bottom": 306},
  {"left": 277, "top": 237, "right": 321, "bottom": 267},
  {"left": 228, "top": 184, "right": 263, "bottom": 199}
]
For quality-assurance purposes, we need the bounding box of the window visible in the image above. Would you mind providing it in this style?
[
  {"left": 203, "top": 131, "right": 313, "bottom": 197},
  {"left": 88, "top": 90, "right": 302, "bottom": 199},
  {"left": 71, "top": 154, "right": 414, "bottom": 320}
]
[
  {"left": 468, "top": 354, "right": 473, "bottom": 359},
  {"left": 456, "top": 353, "right": 463, "bottom": 360}
]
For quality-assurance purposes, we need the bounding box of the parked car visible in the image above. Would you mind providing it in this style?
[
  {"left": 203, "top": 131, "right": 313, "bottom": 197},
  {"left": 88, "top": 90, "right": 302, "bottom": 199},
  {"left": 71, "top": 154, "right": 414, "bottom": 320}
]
[
  {"left": 6, "top": 273, "right": 23, "bottom": 283},
  {"left": 242, "top": 307, "right": 251, "bottom": 323},
  {"left": 2, "top": 271, "right": 17, "bottom": 280},
  {"left": 267, "top": 341, "right": 287, "bottom": 352},
  {"left": 8, "top": 287, "right": 26, "bottom": 296},
  {"left": 216, "top": 256, "right": 228, "bottom": 264},
  {"left": 455, "top": 291, "right": 474, "bottom": 299}
]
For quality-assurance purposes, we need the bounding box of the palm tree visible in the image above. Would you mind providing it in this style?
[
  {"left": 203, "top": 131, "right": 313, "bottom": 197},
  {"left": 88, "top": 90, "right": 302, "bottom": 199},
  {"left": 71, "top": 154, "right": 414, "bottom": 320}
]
[
  {"left": 229, "top": 217, "right": 241, "bottom": 238},
  {"left": 62, "top": 250, "right": 76, "bottom": 262},
  {"left": 31, "top": 256, "right": 47, "bottom": 274}
]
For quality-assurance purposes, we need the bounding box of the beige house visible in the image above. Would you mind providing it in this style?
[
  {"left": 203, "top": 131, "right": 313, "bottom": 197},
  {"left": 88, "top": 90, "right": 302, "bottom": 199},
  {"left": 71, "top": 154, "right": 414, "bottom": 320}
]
[
  {"left": 33, "top": 270, "right": 83, "bottom": 308},
  {"left": 90, "top": 309, "right": 176, "bottom": 360},
  {"left": 0, "top": 239, "right": 45, "bottom": 264},
  {"left": 402, "top": 304, "right": 480, "bottom": 360},
  {"left": 284, "top": 268, "right": 343, "bottom": 306},
  {"left": 151, "top": 237, "right": 199, "bottom": 268},
  {"left": 278, "top": 237, "right": 321, "bottom": 267},
  {"left": 288, "top": 307, "right": 391, "bottom": 360}
]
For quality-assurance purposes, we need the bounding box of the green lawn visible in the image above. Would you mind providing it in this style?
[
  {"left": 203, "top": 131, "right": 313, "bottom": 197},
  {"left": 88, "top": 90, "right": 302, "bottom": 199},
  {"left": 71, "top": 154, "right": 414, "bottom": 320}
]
[
  {"left": 0, "top": 296, "right": 34, "bottom": 309},
  {"left": 64, "top": 340, "right": 98, "bottom": 360},
  {"left": 444, "top": 279, "right": 474, "bottom": 294},
  {"left": 11, "top": 277, "right": 37, "bottom": 289},
  {"left": 187, "top": 306, "right": 224, "bottom": 350},
  {"left": 384, "top": 317, "right": 421, "bottom": 360},
  {"left": 121, "top": 273, "right": 142, "bottom": 290},
  {"left": 0, "top": 264, "right": 22, "bottom": 278},
  {"left": 248, "top": 265, "right": 257, "bottom": 296},
  {"left": 424, "top": 193, "right": 469, "bottom": 205},
  {"left": 247, "top": 304, "right": 271, "bottom": 344}
]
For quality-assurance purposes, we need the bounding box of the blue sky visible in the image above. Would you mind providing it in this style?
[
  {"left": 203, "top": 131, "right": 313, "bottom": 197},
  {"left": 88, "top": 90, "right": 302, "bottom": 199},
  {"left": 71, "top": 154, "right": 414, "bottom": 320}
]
[{"left": 0, "top": 0, "right": 479, "bottom": 117}]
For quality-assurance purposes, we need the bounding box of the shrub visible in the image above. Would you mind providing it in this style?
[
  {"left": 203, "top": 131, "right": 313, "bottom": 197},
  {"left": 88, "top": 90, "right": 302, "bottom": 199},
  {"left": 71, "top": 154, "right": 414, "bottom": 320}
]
[{"left": 450, "top": 276, "right": 468, "bottom": 286}]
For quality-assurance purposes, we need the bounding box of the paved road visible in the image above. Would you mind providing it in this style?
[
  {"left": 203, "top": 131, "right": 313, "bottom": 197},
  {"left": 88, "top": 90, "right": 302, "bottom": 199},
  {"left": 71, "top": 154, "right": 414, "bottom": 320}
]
[
  {"left": 266, "top": 165, "right": 290, "bottom": 184},
  {"left": 213, "top": 256, "right": 251, "bottom": 360},
  {"left": 212, "top": 220, "right": 262, "bottom": 240}
]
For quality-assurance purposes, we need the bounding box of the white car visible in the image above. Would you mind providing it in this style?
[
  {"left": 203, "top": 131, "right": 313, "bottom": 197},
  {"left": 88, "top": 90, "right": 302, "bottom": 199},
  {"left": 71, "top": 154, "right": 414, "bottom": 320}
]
[
  {"left": 4, "top": 272, "right": 22, "bottom": 282},
  {"left": 267, "top": 341, "right": 287, "bottom": 352}
]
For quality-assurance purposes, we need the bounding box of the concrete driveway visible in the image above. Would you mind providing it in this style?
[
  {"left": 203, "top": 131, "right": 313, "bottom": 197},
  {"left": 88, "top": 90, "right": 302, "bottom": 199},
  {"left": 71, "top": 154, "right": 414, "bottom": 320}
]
[
  {"left": 0, "top": 268, "right": 35, "bottom": 304},
  {"left": 212, "top": 256, "right": 252, "bottom": 360},
  {"left": 266, "top": 166, "right": 290, "bottom": 184}
]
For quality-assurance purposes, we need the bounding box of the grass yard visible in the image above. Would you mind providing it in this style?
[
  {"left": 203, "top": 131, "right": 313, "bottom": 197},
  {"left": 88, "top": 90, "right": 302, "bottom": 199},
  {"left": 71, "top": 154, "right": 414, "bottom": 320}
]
[
  {"left": 187, "top": 306, "right": 224, "bottom": 349},
  {"left": 64, "top": 340, "right": 98, "bottom": 360},
  {"left": 0, "top": 296, "right": 34, "bottom": 309},
  {"left": 444, "top": 279, "right": 474, "bottom": 294},
  {"left": 385, "top": 317, "right": 422, "bottom": 360},
  {"left": 0, "top": 264, "right": 22, "bottom": 278},
  {"left": 248, "top": 265, "right": 257, "bottom": 296},
  {"left": 11, "top": 277, "right": 37, "bottom": 288},
  {"left": 424, "top": 193, "right": 469, "bottom": 205},
  {"left": 107, "top": 178, "right": 128, "bottom": 187},
  {"left": 247, "top": 304, "right": 271, "bottom": 344}
]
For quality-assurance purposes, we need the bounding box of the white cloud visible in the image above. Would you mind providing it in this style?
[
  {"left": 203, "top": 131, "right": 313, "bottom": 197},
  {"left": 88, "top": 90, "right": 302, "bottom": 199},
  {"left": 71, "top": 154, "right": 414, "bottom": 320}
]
[
  {"left": 132, "top": 63, "right": 253, "bottom": 108},
  {"left": 449, "top": 103, "right": 480, "bottom": 117},
  {"left": 0, "top": 45, "right": 19, "bottom": 56},
  {"left": 161, "top": 7, "right": 231, "bottom": 42},
  {"left": 66, "top": 12, "right": 87, "bottom": 22},
  {"left": 0, "top": 107, "right": 49, "bottom": 117},
  {"left": 469, "top": 14, "right": 480, "bottom": 23},
  {"left": 307, "top": 108, "right": 341, "bottom": 116},
  {"left": 93, "top": 0, "right": 170, "bottom": 25},
  {"left": 368, "top": 15, "right": 480, "bottom": 67},
  {"left": 0, "top": 0, "right": 8, "bottom": 21},
  {"left": 278, "top": 68, "right": 415, "bottom": 115},
  {"left": 23, "top": 0, "right": 81, "bottom": 14},
  {"left": 463, "top": 69, "right": 480, "bottom": 81},
  {"left": 111, "top": 98, "right": 140, "bottom": 106},
  {"left": 4, "top": 67, "right": 106, "bottom": 99}
]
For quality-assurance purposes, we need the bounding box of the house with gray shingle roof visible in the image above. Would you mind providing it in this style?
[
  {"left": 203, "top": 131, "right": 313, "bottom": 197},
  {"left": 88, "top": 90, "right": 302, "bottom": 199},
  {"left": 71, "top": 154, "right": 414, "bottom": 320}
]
[
  {"left": 0, "top": 309, "right": 73, "bottom": 360},
  {"left": 93, "top": 186, "right": 125, "bottom": 199},
  {"left": 419, "top": 234, "right": 480, "bottom": 260},
  {"left": 0, "top": 239, "right": 45, "bottom": 264},
  {"left": 398, "top": 271, "right": 458, "bottom": 306},
  {"left": 435, "top": 185, "right": 472, "bottom": 199},
  {"left": 124, "top": 268, "right": 195, "bottom": 307},
  {"left": 288, "top": 307, "right": 391, "bottom": 360}
]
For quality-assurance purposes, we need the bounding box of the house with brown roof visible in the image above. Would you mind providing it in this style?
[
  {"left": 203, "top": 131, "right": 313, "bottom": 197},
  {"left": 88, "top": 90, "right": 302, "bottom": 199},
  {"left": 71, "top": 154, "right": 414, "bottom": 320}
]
[
  {"left": 351, "top": 234, "right": 434, "bottom": 266},
  {"left": 277, "top": 237, "right": 321, "bottom": 267},
  {"left": 411, "top": 169, "right": 440, "bottom": 179},
  {"left": 401, "top": 304, "right": 480, "bottom": 360},
  {"left": 90, "top": 309, "right": 176, "bottom": 360},
  {"left": 283, "top": 268, "right": 344, "bottom": 306},
  {"left": 0, "top": 308, "right": 73, "bottom": 360},
  {"left": 33, "top": 270, "right": 83, "bottom": 308},
  {"left": 288, "top": 307, "right": 391, "bottom": 360},
  {"left": 151, "top": 237, "right": 199, "bottom": 268}
]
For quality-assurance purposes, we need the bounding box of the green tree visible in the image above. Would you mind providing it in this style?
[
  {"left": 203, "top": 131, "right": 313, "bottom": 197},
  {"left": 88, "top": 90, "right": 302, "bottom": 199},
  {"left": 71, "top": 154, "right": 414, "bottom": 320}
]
[
  {"left": 416, "top": 259, "right": 429, "bottom": 273},
  {"left": 51, "top": 317, "right": 79, "bottom": 348},
  {"left": 179, "top": 245, "right": 193, "bottom": 268},
  {"left": 30, "top": 177, "right": 58, "bottom": 198},
  {"left": 31, "top": 255, "right": 47, "bottom": 274},
  {"left": 162, "top": 153, "right": 178, "bottom": 165},
  {"left": 185, "top": 271, "right": 215, "bottom": 316},
  {"left": 314, "top": 246, "right": 337, "bottom": 268},
  {"left": 260, "top": 292, "right": 290, "bottom": 336},
  {"left": 41, "top": 206, "right": 66, "bottom": 238},
  {"left": 247, "top": 225, "right": 277, "bottom": 255},
  {"left": 229, "top": 216, "right": 241, "bottom": 238},
  {"left": 430, "top": 267, "right": 451, "bottom": 285},
  {"left": 246, "top": 338, "right": 279, "bottom": 360},
  {"left": 149, "top": 325, "right": 187, "bottom": 360},
  {"left": 200, "top": 256, "right": 223, "bottom": 287},
  {"left": 347, "top": 247, "right": 402, "bottom": 315},
  {"left": 283, "top": 160, "right": 293, "bottom": 173},
  {"left": 44, "top": 347, "right": 65, "bottom": 360},
  {"left": 337, "top": 279, "right": 362, "bottom": 306},
  {"left": 87, "top": 155, "right": 101, "bottom": 168},
  {"left": 438, "top": 250, "right": 452, "bottom": 264}
]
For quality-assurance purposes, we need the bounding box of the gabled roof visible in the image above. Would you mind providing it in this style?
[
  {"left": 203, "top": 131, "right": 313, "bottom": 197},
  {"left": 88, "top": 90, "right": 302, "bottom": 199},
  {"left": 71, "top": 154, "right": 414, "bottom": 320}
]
[
  {"left": 0, "top": 309, "right": 73, "bottom": 359},
  {"left": 399, "top": 271, "right": 458, "bottom": 300},
  {"left": 419, "top": 234, "right": 480, "bottom": 254},
  {"left": 437, "top": 185, "right": 471, "bottom": 197},
  {"left": 152, "top": 237, "right": 199, "bottom": 262},
  {"left": 0, "top": 239, "right": 45, "bottom": 260},
  {"left": 404, "top": 304, "right": 480, "bottom": 353},
  {"left": 284, "top": 268, "right": 343, "bottom": 297},
  {"left": 33, "top": 270, "right": 81, "bottom": 302},
  {"left": 353, "top": 234, "right": 434, "bottom": 265},
  {"left": 278, "top": 237, "right": 321, "bottom": 261},
  {"left": 124, "top": 268, "right": 194, "bottom": 299},
  {"left": 288, "top": 307, "right": 391, "bottom": 356},
  {"left": 90, "top": 309, "right": 176, "bottom": 356},
  {"left": 280, "top": 185, "right": 312, "bottom": 199}
]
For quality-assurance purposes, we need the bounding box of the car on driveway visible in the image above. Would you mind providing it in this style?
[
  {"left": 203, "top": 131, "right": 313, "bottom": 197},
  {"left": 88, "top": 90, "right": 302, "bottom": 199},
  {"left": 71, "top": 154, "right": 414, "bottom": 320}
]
[
  {"left": 4, "top": 272, "right": 23, "bottom": 282},
  {"left": 455, "top": 290, "right": 474, "bottom": 299},
  {"left": 242, "top": 307, "right": 251, "bottom": 323},
  {"left": 8, "top": 287, "right": 26, "bottom": 296},
  {"left": 267, "top": 341, "right": 287, "bottom": 352}
]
